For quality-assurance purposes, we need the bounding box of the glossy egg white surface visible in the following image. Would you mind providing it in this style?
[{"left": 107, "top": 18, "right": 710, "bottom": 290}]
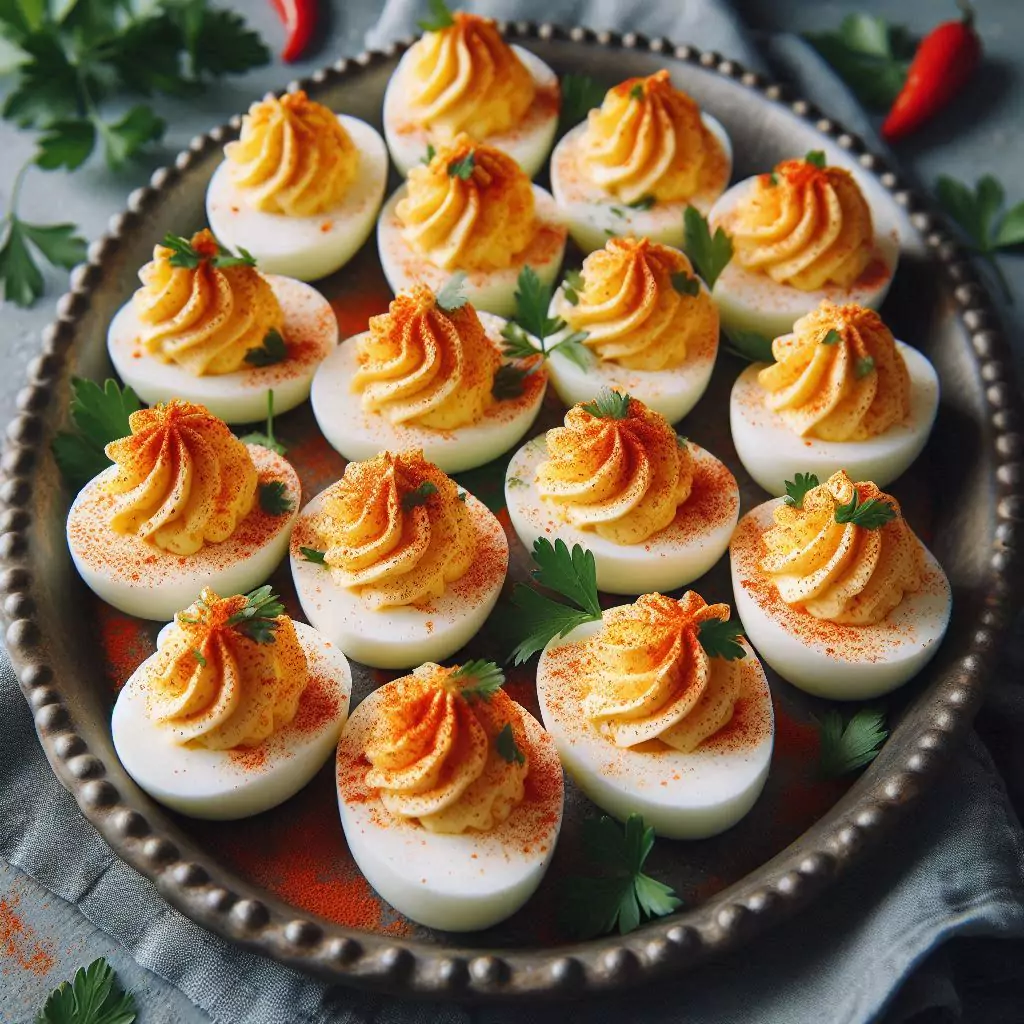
[
  {"left": 206, "top": 115, "right": 388, "bottom": 282},
  {"left": 543, "top": 289, "right": 718, "bottom": 423},
  {"left": 112, "top": 622, "right": 351, "bottom": 820},
  {"left": 549, "top": 114, "right": 732, "bottom": 255},
  {"left": 67, "top": 445, "right": 299, "bottom": 621},
  {"left": 730, "top": 499, "right": 952, "bottom": 700},
  {"left": 730, "top": 341, "right": 939, "bottom": 497},
  {"left": 383, "top": 46, "right": 559, "bottom": 179},
  {"left": 505, "top": 436, "right": 739, "bottom": 594},
  {"left": 708, "top": 177, "right": 900, "bottom": 341},
  {"left": 376, "top": 184, "right": 567, "bottom": 317},
  {"left": 537, "top": 617, "right": 773, "bottom": 839},
  {"left": 289, "top": 486, "right": 508, "bottom": 669},
  {"left": 337, "top": 684, "right": 563, "bottom": 931},
  {"left": 108, "top": 275, "right": 339, "bottom": 425},
  {"left": 310, "top": 311, "right": 547, "bottom": 475}
]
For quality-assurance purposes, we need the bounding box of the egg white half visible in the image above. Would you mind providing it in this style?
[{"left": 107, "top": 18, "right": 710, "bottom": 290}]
[
  {"left": 549, "top": 114, "right": 732, "bottom": 255},
  {"left": 383, "top": 45, "right": 559, "bottom": 179},
  {"left": 730, "top": 341, "right": 939, "bottom": 497},
  {"left": 112, "top": 622, "right": 351, "bottom": 820},
  {"left": 505, "top": 436, "right": 739, "bottom": 594},
  {"left": 67, "top": 445, "right": 299, "bottom": 621},
  {"left": 708, "top": 177, "right": 900, "bottom": 341},
  {"left": 337, "top": 685, "right": 563, "bottom": 931},
  {"left": 537, "top": 616, "right": 773, "bottom": 839},
  {"left": 542, "top": 286, "right": 719, "bottom": 423},
  {"left": 108, "top": 275, "right": 339, "bottom": 425},
  {"left": 376, "top": 184, "right": 567, "bottom": 317},
  {"left": 310, "top": 311, "right": 547, "bottom": 475},
  {"left": 730, "top": 499, "right": 952, "bottom": 700},
  {"left": 289, "top": 486, "right": 508, "bottom": 670},
  {"left": 206, "top": 115, "right": 388, "bottom": 282}
]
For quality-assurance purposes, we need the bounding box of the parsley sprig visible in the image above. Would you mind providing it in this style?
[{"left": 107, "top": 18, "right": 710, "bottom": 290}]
[
  {"left": 561, "top": 814, "right": 681, "bottom": 938},
  {"left": 580, "top": 388, "right": 631, "bottom": 420},
  {"left": 225, "top": 585, "right": 285, "bottom": 644},
  {"left": 52, "top": 377, "right": 141, "bottom": 489},
  {"left": 451, "top": 659, "right": 505, "bottom": 703},
  {"left": 418, "top": 0, "right": 455, "bottom": 32},
  {"left": 805, "top": 150, "right": 827, "bottom": 170},
  {"left": 835, "top": 490, "right": 896, "bottom": 529},
  {"left": 239, "top": 390, "right": 286, "bottom": 455},
  {"left": 259, "top": 480, "right": 293, "bottom": 516},
  {"left": 447, "top": 151, "right": 475, "bottom": 180},
  {"left": 510, "top": 538, "right": 602, "bottom": 664},
  {"left": 697, "top": 618, "right": 746, "bottom": 661},
  {"left": 300, "top": 546, "right": 327, "bottom": 565},
  {"left": 36, "top": 956, "right": 136, "bottom": 1024},
  {"left": 559, "top": 73, "right": 606, "bottom": 130},
  {"left": 434, "top": 272, "right": 468, "bottom": 312},
  {"left": 722, "top": 327, "right": 775, "bottom": 363},
  {"left": 818, "top": 708, "right": 888, "bottom": 778},
  {"left": 401, "top": 480, "right": 438, "bottom": 510},
  {"left": 244, "top": 329, "right": 287, "bottom": 368},
  {"left": 161, "top": 233, "right": 255, "bottom": 270},
  {"left": 784, "top": 472, "right": 820, "bottom": 509},
  {"left": 683, "top": 207, "right": 733, "bottom": 290},
  {"left": 495, "top": 722, "right": 526, "bottom": 765}
]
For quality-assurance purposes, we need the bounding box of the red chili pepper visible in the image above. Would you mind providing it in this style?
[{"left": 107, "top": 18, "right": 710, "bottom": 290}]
[
  {"left": 269, "top": 0, "right": 317, "bottom": 63},
  {"left": 882, "top": 1, "right": 981, "bottom": 141}
]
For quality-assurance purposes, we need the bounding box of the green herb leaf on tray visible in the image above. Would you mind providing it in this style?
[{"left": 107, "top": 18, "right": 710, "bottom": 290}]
[
  {"left": 417, "top": 0, "right": 455, "bottom": 33},
  {"left": 581, "top": 388, "right": 631, "bottom": 420},
  {"left": 300, "top": 546, "right": 327, "bottom": 565},
  {"left": 683, "top": 206, "right": 733, "bottom": 290},
  {"left": 805, "top": 149, "right": 827, "bottom": 169},
  {"left": 36, "top": 956, "right": 137, "bottom": 1024},
  {"left": 696, "top": 618, "right": 746, "bottom": 661},
  {"left": 434, "top": 272, "right": 468, "bottom": 311},
  {"left": 560, "top": 814, "right": 681, "bottom": 939},
  {"left": 834, "top": 490, "right": 897, "bottom": 529},
  {"left": 671, "top": 272, "right": 701, "bottom": 297},
  {"left": 722, "top": 327, "right": 775, "bottom": 363},
  {"left": 259, "top": 480, "right": 293, "bottom": 516},
  {"left": 784, "top": 472, "right": 820, "bottom": 509},
  {"left": 855, "top": 356, "right": 876, "bottom": 379},
  {"left": 495, "top": 722, "right": 525, "bottom": 765},
  {"left": 452, "top": 659, "right": 505, "bottom": 703},
  {"left": 226, "top": 585, "right": 284, "bottom": 644},
  {"left": 559, "top": 72, "right": 606, "bottom": 129},
  {"left": 401, "top": 480, "right": 438, "bottom": 510},
  {"left": 238, "top": 390, "right": 286, "bottom": 455},
  {"left": 446, "top": 150, "right": 475, "bottom": 180},
  {"left": 244, "top": 328, "right": 288, "bottom": 367},
  {"left": 818, "top": 708, "right": 888, "bottom": 778}
]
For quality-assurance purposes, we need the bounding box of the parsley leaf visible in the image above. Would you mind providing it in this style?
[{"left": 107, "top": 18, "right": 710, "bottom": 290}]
[
  {"left": 226, "top": 585, "right": 284, "bottom": 644},
  {"left": 559, "top": 72, "right": 606, "bottom": 129},
  {"left": 818, "top": 708, "right": 888, "bottom": 778},
  {"left": 244, "top": 328, "right": 288, "bottom": 367},
  {"left": 451, "top": 659, "right": 505, "bottom": 703},
  {"left": 722, "top": 327, "right": 775, "bottom": 363},
  {"left": 627, "top": 194, "right": 656, "bottom": 211},
  {"left": 434, "top": 272, "right": 468, "bottom": 311},
  {"left": 504, "top": 265, "right": 563, "bottom": 345},
  {"left": 834, "top": 490, "right": 897, "bottom": 529},
  {"left": 52, "top": 377, "right": 141, "bottom": 489},
  {"left": 417, "top": 0, "right": 455, "bottom": 33},
  {"left": 805, "top": 149, "right": 827, "bottom": 169},
  {"left": 161, "top": 232, "right": 256, "bottom": 269},
  {"left": 855, "top": 356, "right": 876, "bottom": 379},
  {"left": 98, "top": 104, "right": 166, "bottom": 169},
  {"left": 629, "top": 83, "right": 645, "bottom": 101},
  {"left": 553, "top": 333, "right": 594, "bottom": 370},
  {"left": 821, "top": 328, "right": 842, "bottom": 345},
  {"left": 36, "top": 120, "right": 97, "bottom": 171},
  {"left": 491, "top": 362, "right": 535, "bottom": 401},
  {"left": 784, "top": 472, "right": 820, "bottom": 509},
  {"left": 423, "top": 143, "right": 436, "bottom": 164},
  {"left": 300, "top": 546, "right": 327, "bottom": 565},
  {"left": 560, "top": 815, "right": 681, "bottom": 939},
  {"left": 683, "top": 206, "right": 733, "bottom": 289},
  {"left": 671, "top": 271, "right": 701, "bottom": 297},
  {"left": 259, "top": 480, "right": 293, "bottom": 516},
  {"left": 238, "top": 390, "right": 286, "bottom": 455},
  {"left": 192, "top": 648, "right": 207, "bottom": 667},
  {"left": 561, "top": 268, "right": 584, "bottom": 305},
  {"left": 495, "top": 722, "right": 525, "bottom": 765},
  {"left": 1, "top": 212, "right": 87, "bottom": 307},
  {"left": 581, "top": 388, "right": 631, "bottom": 420},
  {"left": 401, "top": 480, "right": 438, "bottom": 510},
  {"left": 36, "top": 956, "right": 137, "bottom": 1024},
  {"left": 446, "top": 151, "right": 475, "bottom": 180},
  {"left": 697, "top": 618, "right": 746, "bottom": 661}
]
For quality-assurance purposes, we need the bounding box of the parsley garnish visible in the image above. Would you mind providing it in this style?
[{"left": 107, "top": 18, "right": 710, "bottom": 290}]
[
  {"left": 36, "top": 956, "right": 137, "bottom": 1024},
  {"left": 784, "top": 472, "right": 820, "bottom": 509},
  {"left": 510, "top": 538, "right": 602, "bottom": 664},
  {"left": 722, "top": 327, "right": 775, "bottom": 363},
  {"left": 244, "top": 328, "right": 287, "bottom": 367},
  {"left": 457, "top": 490, "right": 468, "bottom": 502},
  {"left": 238, "top": 390, "right": 286, "bottom": 455},
  {"left": 225, "top": 585, "right": 284, "bottom": 644},
  {"left": 491, "top": 363, "right": 533, "bottom": 401},
  {"left": 671, "top": 272, "right": 701, "bottom": 297},
  {"left": 676, "top": 434, "right": 688, "bottom": 448},
  {"left": 52, "top": 377, "right": 142, "bottom": 489},
  {"left": 560, "top": 814, "right": 681, "bottom": 939},
  {"left": 451, "top": 659, "right": 505, "bottom": 702},
  {"left": 192, "top": 648, "right": 207, "bottom": 667},
  {"left": 696, "top": 618, "right": 746, "bottom": 661},
  {"left": 855, "top": 356, "right": 876, "bottom": 379},
  {"left": 417, "top": 0, "right": 455, "bottom": 32},
  {"left": 401, "top": 480, "right": 438, "bottom": 510},
  {"left": 805, "top": 150, "right": 827, "bottom": 169},
  {"left": 422, "top": 143, "right": 436, "bottom": 164},
  {"left": 821, "top": 328, "right": 842, "bottom": 345},
  {"left": 446, "top": 151, "right": 475, "bottom": 180},
  {"left": 581, "top": 388, "right": 631, "bottom": 420},
  {"left": 683, "top": 206, "right": 733, "bottom": 290},
  {"left": 161, "top": 233, "right": 255, "bottom": 269},
  {"left": 559, "top": 73, "right": 606, "bottom": 130},
  {"left": 300, "top": 546, "right": 327, "bottom": 565},
  {"left": 818, "top": 708, "right": 888, "bottom": 778},
  {"left": 627, "top": 194, "right": 656, "bottom": 211},
  {"left": 562, "top": 268, "right": 584, "bottom": 305},
  {"left": 834, "top": 490, "right": 897, "bottom": 529},
  {"left": 495, "top": 722, "right": 526, "bottom": 765},
  {"left": 629, "top": 83, "right": 645, "bottom": 101},
  {"left": 767, "top": 171, "right": 779, "bottom": 186},
  {"left": 434, "top": 272, "right": 468, "bottom": 312},
  {"left": 259, "top": 480, "right": 293, "bottom": 516}
]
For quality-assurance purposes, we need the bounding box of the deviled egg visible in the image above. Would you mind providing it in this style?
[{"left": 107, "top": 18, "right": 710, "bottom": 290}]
[
  {"left": 376, "top": 135, "right": 567, "bottom": 317},
  {"left": 730, "top": 470, "right": 952, "bottom": 700},
  {"left": 708, "top": 152, "right": 899, "bottom": 340},
  {"left": 112, "top": 587, "right": 351, "bottom": 819},
  {"left": 67, "top": 400, "right": 299, "bottom": 621},
  {"left": 206, "top": 90, "right": 388, "bottom": 281},
  {"left": 537, "top": 590, "right": 773, "bottom": 839},
  {"left": 107, "top": 230, "right": 338, "bottom": 424},
  {"left": 545, "top": 237, "right": 719, "bottom": 422},
  {"left": 290, "top": 449, "right": 508, "bottom": 669},
  {"left": 550, "top": 71, "right": 732, "bottom": 255},
  {"left": 382, "top": 10, "right": 559, "bottom": 178},
  {"left": 337, "top": 659, "right": 563, "bottom": 931},
  {"left": 311, "top": 280, "right": 546, "bottom": 473},
  {"left": 505, "top": 391, "right": 739, "bottom": 594},
  {"left": 730, "top": 301, "right": 938, "bottom": 496}
]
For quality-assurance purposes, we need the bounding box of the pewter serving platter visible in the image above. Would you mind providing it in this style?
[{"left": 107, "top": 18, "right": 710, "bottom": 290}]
[{"left": 1, "top": 25, "right": 1021, "bottom": 1001}]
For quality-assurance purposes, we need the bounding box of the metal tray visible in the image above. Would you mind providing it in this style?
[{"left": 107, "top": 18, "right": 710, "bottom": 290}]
[{"left": 1, "top": 23, "right": 1021, "bottom": 1001}]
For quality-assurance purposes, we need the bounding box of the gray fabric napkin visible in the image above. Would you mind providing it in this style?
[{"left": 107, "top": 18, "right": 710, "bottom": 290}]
[{"left": 3, "top": 2, "right": 1024, "bottom": 1022}]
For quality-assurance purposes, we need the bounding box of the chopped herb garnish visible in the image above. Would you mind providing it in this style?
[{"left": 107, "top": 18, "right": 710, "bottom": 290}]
[
  {"left": 784, "top": 472, "right": 820, "bottom": 509},
  {"left": 434, "top": 272, "right": 468, "bottom": 311},
  {"left": 491, "top": 363, "right": 535, "bottom": 400},
  {"left": 821, "top": 328, "right": 842, "bottom": 346},
  {"left": 259, "top": 480, "right": 293, "bottom": 516},
  {"left": 225, "top": 585, "right": 284, "bottom": 644},
  {"left": 855, "top": 355, "right": 876, "bottom": 379},
  {"left": 446, "top": 151, "right": 475, "bottom": 180},
  {"left": 417, "top": 0, "right": 455, "bottom": 32},
  {"left": 723, "top": 327, "right": 775, "bottom": 363},
  {"left": 627, "top": 194, "right": 656, "bottom": 211},
  {"left": 610, "top": 206, "right": 625, "bottom": 218},
  {"left": 818, "top": 708, "right": 888, "bottom": 778},
  {"left": 581, "top": 388, "right": 631, "bottom": 420},
  {"left": 805, "top": 149, "right": 827, "bottom": 169},
  {"left": 629, "top": 83, "right": 645, "bottom": 101},
  {"left": 696, "top": 617, "right": 746, "bottom": 661},
  {"left": 161, "top": 233, "right": 255, "bottom": 270},
  {"left": 238, "top": 389, "right": 286, "bottom": 455},
  {"left": 671, "top": 272, "right": 701, "bottom": 297},
  {"left": 192, "top": 648, "right": 207, "bottom": 667},
  {"left": 36, "top": 957, "right": 137, "bottom": 1024},
  {"left": 768, "top": 171, "right": 779, "bottom": 186},
  {"left": 244, "top": 328, "right": 287, "bottom": 367},
  {"left": 495, "top": 722, "right": 526, "bottom": 765},
  {"left": 562, "top": 268, "right": 585, "bottom": 305},
  {"left": 457, "top": 490, "right": 468, "bottom": 502},
  {"left": 676, "top": 434, "right": 688, "bottom": 448},
  {"left": 452, "top": 659, "right": 505, "bottom": 703},
  {"left": 423, "top": 143, "right": 436, "bottom": 164},
  {"left": 300, "top": 546, "right": 327, "bottom": 565},
  {"left": 506, "top": 475, "right": 527, "bottom": 489},
  {"left": 559, "top": 73, "right": 607, "bottom": 129},
  {"left": 683, "top": 206, "right": 733, "bottom": 290},
  {"left": 834, "top": 490, "right": 897, "bottom": 529},
  {"left": 401, "top": 480, "right": 438, "bottom": 510}
]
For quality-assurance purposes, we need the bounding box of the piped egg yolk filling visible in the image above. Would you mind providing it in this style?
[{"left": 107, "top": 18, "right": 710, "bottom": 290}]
[
  {"left": 563, "top": 237, "right": 715, "bottom": 370},
  {"left": 536, "top": 396, "right": 693, "bottom": 544},
  {"left": 313, "top": 449, "right": 475, "bottom": 609},
  {"left": 396, "top": 135, "right": 536, "bottom": 271},
  {"left": 132, "top": 229, "right": 284, "bottom": 376},
  {"left": 760, "top": 470, "right": 923, "bottom": 625},
  {"left": 730, "top": 158, "right": 874, "bottom": 290},
  {"left": 364, "top": 663, "right": 529, "bottom": 833},
  {"left": 225, "top": 90, "right": 358, "bottom": 216},
  {"left": 757, "top": 301, "right": 911, "bottom": 441},
  {"left": 352, "top": 285, "right": 501, "bottom": 429},
  {"left": 580, "top": 592, "right": 742, "bottom": 752},
  {"left": 579, "top": 70, "right": 716, "bottom": 205},
  {"left": 140, "top": 588, "right": 308, "bottom": 749},
  {"left": 103, "top": 400, "right": 258, "bottom": 556},
  {"left": 406, "top": 12, "right": 535, "bottom": 141}
]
